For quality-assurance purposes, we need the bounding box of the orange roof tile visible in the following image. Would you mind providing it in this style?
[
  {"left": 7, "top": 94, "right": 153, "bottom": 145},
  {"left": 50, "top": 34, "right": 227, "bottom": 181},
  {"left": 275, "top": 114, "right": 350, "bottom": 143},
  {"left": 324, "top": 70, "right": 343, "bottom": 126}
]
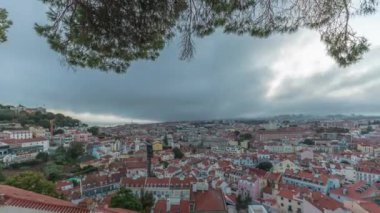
[
  {"left": 307, "top": 192, "right": 343, "bottom": 211},
  {"left": 0, "top": 185, "right": 88, "bottom": 213},
  {"left": 191, "top": 189, "right": 226, "bottom": 212},
  {"left": 154, "top": 199, "right": 167, "bottom": 213}
]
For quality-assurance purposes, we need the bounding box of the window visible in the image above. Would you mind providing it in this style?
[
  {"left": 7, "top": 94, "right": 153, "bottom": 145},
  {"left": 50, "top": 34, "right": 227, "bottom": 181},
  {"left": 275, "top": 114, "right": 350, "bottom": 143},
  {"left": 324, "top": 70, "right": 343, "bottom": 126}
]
[
  {"left": 297, "top": 202, "right": 301, "bottom": 205},
  {"left": 281, "top": 197, "right": 284, "bottom": 200},
  {"left": 281, "top": 203, "right": 284, "bottom": 207},
  {"left": 289, "top": 199, "right": 291, "bottom": 203}
]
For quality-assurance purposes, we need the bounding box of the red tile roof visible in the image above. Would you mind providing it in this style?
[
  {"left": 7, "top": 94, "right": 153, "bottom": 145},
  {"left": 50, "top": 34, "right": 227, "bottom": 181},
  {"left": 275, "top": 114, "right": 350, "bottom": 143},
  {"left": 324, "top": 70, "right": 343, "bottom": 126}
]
[
  {"left": 170, "top": 204, "right": 180, "bottom": 213},
  {"left": 284, "top": 169, "right": 329, "bottom": 185},
  {"left": 358, "top": 201, "right": 380, "bottom": 213},
  {"left": 0, "top": 185, "right": 88, "bottom": 213},
  {"left": 1, "top": 137, "right": 47, "bottom": 144},
  {"left": 154, "top": 199, "right": 167, "bottom": 213},
  {"left": 330, "top": 181, "right": 380, "bottom": 200},
  {"left": 191, "top": 189, "right": 226, "bottom": 212},
  {"left": 97, "top": 206, "right": 139, "bottom": 213},
  {"left": 278, "top": 189, "right": 295, "bottom": 200},
  {"left": 307, "top": 192, "right": 343, "bottom": 211},
  {"left": 179, "top": 200, "right": 190, "bottom": 213},
  {"left": 122, "top": 177, "right": 195, "bottom": 188}
]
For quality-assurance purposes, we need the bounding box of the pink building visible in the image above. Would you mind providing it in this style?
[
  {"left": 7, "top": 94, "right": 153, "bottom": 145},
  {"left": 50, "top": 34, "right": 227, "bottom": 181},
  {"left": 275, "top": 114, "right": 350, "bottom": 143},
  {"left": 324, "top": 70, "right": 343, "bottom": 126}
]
[
  {"left": 238, "top": 177, "right": 260, "bottom": 201},
  {"left": 73, "top": 132, "right": 91, "bottom": 142}
]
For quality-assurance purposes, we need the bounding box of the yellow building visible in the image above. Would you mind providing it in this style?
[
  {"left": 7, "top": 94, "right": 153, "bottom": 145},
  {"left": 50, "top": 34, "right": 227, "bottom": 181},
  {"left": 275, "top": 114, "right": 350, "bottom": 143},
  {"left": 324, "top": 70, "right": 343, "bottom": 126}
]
[
  {"left": 152, "top": 141, "right": 163, "bottom": 151},
  {"left": 357, "top": 143, "right": 374, "bottom": 155}
]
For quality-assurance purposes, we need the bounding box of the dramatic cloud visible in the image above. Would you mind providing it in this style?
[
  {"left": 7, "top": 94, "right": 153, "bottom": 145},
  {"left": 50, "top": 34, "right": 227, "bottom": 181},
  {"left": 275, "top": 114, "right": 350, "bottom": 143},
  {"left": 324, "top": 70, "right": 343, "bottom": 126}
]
[{"left": 1, "top": 0, "right": 380, "bottom": 124}]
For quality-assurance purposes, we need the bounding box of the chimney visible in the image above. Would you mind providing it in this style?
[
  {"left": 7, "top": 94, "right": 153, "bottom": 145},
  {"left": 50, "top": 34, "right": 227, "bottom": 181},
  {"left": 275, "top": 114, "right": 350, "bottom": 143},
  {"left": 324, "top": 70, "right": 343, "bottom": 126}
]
[
  {"left": 0, "top": 193, "right": 5, "bottom": 204},
  {"left": 343, "top": 188, "right": 347, "bottom": 195},
  {"left": 192, "top": 183, "right": 197, "bottom": 192}
]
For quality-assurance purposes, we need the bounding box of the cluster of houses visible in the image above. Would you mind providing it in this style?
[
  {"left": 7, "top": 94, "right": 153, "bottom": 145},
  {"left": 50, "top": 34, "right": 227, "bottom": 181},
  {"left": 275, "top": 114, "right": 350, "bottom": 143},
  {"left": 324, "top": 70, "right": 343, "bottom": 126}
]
[{"left": 1, "top": 117, "right": 380, "bottom": 212}]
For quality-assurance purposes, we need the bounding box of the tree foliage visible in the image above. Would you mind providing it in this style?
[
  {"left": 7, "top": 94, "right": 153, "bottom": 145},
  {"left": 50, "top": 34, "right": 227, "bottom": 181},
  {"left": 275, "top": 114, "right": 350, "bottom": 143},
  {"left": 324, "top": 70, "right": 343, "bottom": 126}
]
[
  {"left": 0, "top": 8, "right": 12, "bottom": 43},
  {"left": 36, "top": 152, "right": 49, "bottom": 162},
  {"left": 140, "top": 189, "right": 155, "bottom": 213},
  {"left": 0, "top": 168, "right": 5, "bottom": 182},
  {"left": 53, "top": 129, "right": 65, "bottom": 135},
  {"left": 110, "top": 187, "right": 143, "bottom": 211},
  {"left": 236, "top": 194, "right": 252, "bottom": 211},
  {"left": 301, "top": 139, "right": 315, "bottom": 146},
  {"left": 44, "top": 162, "right": 63, "bottom": 181},
  {"left": 67, "top": 142, "right": 85, "bottom": 160},
  {"left": 173, "top": 147, "right": 184, "bottom": 159},
  {"left": 0, "top": 1, "right": 378, "bottom": 72},
  {"left": 87, "top": 126, "right": 99, "bottom": 136},
  {"left": 238, "top": 133, "right": 252, "bottom": 141},
  {"left": 35, "top": 0, "right": 187, "bottom": 73},
  {"left": 256, "top": 161, "right": 273, "bottom": 171},
  {"left": 163, "top": 134, "right": 169, "bottom": 147},
  {"left": 52, "top": 143, "right": 85, "bottom": 164},
  {"left": 6, "top": 171, "right": 59, "bottom": 198},
  {"left": 0, "top": 106, "right": 81, "bottom": 128},
  {"left": 26, "top": 0, "right": 378, "bottom": 72}
]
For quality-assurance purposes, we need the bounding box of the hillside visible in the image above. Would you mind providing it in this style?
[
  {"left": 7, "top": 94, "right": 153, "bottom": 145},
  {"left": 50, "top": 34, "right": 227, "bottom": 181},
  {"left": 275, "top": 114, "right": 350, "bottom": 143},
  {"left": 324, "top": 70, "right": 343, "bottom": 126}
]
[{"left": 0, "top": 104, "right": 84, "bottom": 128}]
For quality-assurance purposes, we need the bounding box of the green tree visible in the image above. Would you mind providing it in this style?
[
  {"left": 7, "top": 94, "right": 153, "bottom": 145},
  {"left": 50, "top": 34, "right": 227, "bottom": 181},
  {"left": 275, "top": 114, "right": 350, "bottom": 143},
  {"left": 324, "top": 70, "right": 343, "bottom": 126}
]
[
  {"left": 67, "top": 142, "right": 85, "bottom": 161},
  {"left": 44, "top": 162, "right": 63, "bottom": 181},
  {"left": 53, "top": 146, "right": 67, "bottom": 164},
  {"left": 256, "top": 161, "right": 273, "bottom": 172},
  {"left": 236, "top": 194, "right": 252, "bottom": 211},
  {"left": 140, "top": 189, "right": 155, "bottom": 213},
  {"left": 0, "top": 8, "right": 12, "bottom": 43},
  {"left": 239, "top": 133, "right": 252, "bottom": 141},
  {"left": 29, "top": 0, "right": 379, "bottom": 72},
  {"left": 34, "top": 0, "right": 187, "bottom": 73},
  {"left": 160, "top": 161, "right": 169, "bottom": 169},
  {"left": 36, "top": 152, "right": 49, "bottom": 162},
  {"left": 301, "top": 139, "right": 315, "bottom": 146},
  {"left": 53, "top": 129, "right": 65, "bottom": 135},
  {"left": 172, "top": 147, "right": 184, "bottom": 159},
  {"left": 110, "top": 187, "right": 143, "bottom": 211},
  {"left": 0, "top": 168, "right": 5, "bottom": 182},
  {"left": 6, "top": 172, "right": 59, "bottom": 198},
  {"left": 163, "top": 135, "right": 169, "bottom": 147},
  {"left": 234, "top": 130, "right": 240, "bottom": 137},
  {"left": 87, "top": 126, "right": 99, "bottom": 136}
]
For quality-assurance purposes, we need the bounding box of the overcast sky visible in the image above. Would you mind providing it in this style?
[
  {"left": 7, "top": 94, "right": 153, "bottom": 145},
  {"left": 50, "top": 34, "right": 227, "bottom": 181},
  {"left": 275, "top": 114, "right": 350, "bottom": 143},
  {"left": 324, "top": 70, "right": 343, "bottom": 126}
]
[{"left": 1, "top": 0, "right": 380, "bottom": 125}]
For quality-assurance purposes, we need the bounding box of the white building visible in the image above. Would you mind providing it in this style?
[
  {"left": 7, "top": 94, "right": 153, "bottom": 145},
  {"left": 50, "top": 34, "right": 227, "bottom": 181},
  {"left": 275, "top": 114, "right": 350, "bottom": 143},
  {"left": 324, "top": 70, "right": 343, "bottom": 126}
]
[
  {"left": 2, "top": 130, "right": 33, "bottom": 140},
  {"left": 1, "top": 137, "right": 49, "bottom": 152},
  {"left": 248, "top": 205, "right": 268, "bottom": 213}
]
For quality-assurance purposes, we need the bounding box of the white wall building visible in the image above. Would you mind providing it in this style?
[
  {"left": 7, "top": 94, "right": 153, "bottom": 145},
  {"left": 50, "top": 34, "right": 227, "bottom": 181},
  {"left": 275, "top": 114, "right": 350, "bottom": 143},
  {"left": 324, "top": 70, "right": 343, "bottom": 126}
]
[{"left": 3, "top": 130, "right": 33, "bottom": 140}]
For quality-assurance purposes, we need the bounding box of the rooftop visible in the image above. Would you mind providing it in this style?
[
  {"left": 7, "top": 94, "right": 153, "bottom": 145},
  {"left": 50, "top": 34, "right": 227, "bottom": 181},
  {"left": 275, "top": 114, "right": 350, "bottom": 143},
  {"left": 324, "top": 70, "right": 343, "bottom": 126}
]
[
  {"left": 0, "top": 185, "right": 88, "bottom": 213},
  {"left": 191, "top": 188, "right": 226, "bottom": 212}
]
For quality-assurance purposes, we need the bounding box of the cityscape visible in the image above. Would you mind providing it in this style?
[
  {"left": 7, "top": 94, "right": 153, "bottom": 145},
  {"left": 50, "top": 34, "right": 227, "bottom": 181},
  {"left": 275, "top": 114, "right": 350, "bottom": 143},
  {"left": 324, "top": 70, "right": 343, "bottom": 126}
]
[{"left": 0, "top": 104, "right": 380, "bottom": 213}]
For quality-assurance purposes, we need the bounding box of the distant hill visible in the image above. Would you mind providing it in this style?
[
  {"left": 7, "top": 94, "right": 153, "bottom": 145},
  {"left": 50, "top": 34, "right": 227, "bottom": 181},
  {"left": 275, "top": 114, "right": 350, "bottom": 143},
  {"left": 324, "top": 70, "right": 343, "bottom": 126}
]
[{"left": 0, "top": 104, "right": 84, "bottom": 128}]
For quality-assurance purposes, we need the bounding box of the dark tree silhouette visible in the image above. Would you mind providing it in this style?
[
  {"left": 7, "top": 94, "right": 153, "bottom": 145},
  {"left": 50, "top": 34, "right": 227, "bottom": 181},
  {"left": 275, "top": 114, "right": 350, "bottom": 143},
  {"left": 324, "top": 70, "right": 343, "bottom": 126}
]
[
  {"left": 2, "top": 1, "right": 379, "bottom": 71},
  {"left": 0, "top": 8, "right": 12, "bottom": 43},
  {"left": 173, "top": 147, "right": 184, "bottom": 159},
  {"left": 34, "top": 0, "right": 187, "bottom": 73},
  {"left": 256, "top": 161, "right": 273, "bottom": 171},
  {"left": 140, "top": 189, "right": 155, "bottom": 213}
]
